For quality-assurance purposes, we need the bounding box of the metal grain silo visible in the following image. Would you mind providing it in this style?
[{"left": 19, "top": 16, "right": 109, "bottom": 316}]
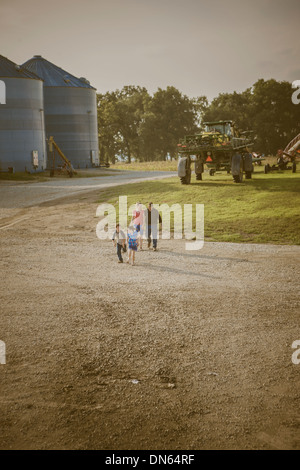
[
  {"left": 22, "top": 56, "right": 99, "bottom": 169},
  {"left": 0, "top": 55, "right": 46, "bottom": 173}
]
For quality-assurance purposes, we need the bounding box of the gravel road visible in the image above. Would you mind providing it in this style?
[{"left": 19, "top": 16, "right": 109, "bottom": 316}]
[
  {"left": 0, "top": 178, "right": 299, "bottom": 450},
  {"left": 0, "top": 170, "right": 176, "bottom": 210}
]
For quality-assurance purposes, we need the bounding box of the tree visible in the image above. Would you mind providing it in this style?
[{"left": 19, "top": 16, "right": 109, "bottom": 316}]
[
  {"left": 140, "top": 86, "right": 202, "bottom": 160},
  {"left": 98, "top": 86, "right": 149, "bottom": 163},
  {"left": 192, "top": 95, "right": 209, "bottom": 129},
  {"left": 250, "top": 79, "right": 300, "bottom": 154},
  {"left": 203, "top": 79, "right": 300, "bottom": 154},
  {"left": 116, "top": 86, "right": 150, "bottom": 163},
  {"left": 203, "top": 89, "right": 252, "bottom": 131},
  {"left": 97, "top": 91, "right": 119, "bottom": 164}
]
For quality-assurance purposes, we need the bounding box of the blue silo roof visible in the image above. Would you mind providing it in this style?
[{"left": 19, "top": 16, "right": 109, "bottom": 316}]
[
  {"left": 22, "top": 56, "right": 96, "bottom": 89},
  {"left": 0, "top": 54, "right": 42, "bottom": 80}
]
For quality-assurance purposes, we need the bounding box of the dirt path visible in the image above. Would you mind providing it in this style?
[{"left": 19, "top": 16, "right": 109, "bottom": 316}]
[{"left": 0, "top": 189, "right": 299, "bottom": 450}]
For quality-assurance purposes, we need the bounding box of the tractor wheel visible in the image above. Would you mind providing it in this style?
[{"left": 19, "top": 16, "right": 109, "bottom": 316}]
[
  {"left": 238, "top": 164, "right": 244, "bottom": 183},
  {"left": 180, "top": 171, "right": 191, "bottom": 185},
  {"left": 186, "top": 170, "right": 191, "bottom": 184},
  {"left": 245, "top": 171, "right": 252, "bottom": 179},
  {"left": 196, "top": 173, "right": 202, "bottom": 181},
  {"left": 231, "top": 153, "right": 243, "bottom": 183},
  {"left": 292, "top": 162, "right": 296, "bottom": 173}
]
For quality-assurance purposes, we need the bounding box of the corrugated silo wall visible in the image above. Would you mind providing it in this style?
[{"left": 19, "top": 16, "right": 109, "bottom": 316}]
[
  {"left": 43, "top": 87, "right": 98, "bottom": 169},
  {"left": 0, "top": 78, "right": 46, "bottom": 172}
]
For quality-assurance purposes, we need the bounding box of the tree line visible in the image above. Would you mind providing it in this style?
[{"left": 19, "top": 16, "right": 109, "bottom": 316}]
[{"left": 97, "top": 79, "right": 300, "bottom": 163}]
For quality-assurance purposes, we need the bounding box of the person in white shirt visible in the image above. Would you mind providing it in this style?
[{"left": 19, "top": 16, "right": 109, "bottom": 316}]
[{"left": 112, "top": 224, "right": 126, "bottom": 263}]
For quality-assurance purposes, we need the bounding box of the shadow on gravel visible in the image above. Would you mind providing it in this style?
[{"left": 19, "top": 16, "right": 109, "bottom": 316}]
[
  {"left": 159, "top": 249, "right": 250, "bottom": 263},
  {"left": 137, "top": 262, "right": 220, "bottom": 279}
]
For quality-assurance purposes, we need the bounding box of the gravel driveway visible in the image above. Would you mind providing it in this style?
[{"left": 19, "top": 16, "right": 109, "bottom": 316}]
[
  {"left": 0, "top": 179, "right": 299, "bottom": 450},
  {"left": 0, "top": 170, "right": 176, "bottom": 210}
]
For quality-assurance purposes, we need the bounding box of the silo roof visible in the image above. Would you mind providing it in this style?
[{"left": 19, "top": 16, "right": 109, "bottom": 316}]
[
  {"left": 0, "top": 54, "right": 42, "bottom": 79},
  {"left": 22, "top": 56, "right": 96, "bottom": 89}
]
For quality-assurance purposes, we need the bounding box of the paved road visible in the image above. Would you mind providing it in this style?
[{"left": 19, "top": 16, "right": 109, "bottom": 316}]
[{"left": 0, "top": 171, "right": 176, "bottom": 209}]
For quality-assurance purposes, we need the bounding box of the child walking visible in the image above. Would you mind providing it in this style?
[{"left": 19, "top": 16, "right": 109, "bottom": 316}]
[
  {"left": 131, "top": 202, "right": 144, "bottom": 250},
  {"left": 127, "top": 225, "right": 139, "bottom": 266},
  {"left": 112, "top": 224, "right": 126, "bottom": 263}
]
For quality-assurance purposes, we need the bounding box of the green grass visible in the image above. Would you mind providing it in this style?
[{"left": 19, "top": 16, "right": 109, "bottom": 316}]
[
  {"left": 111, "top": 161, "right": 178, "bottom": 172},
  {"left": 0, "top": 169, "right": 113, "bottom": 182},
  {"left": 110, "top": 156, "right": 279, "bottom": 172},
  {"left": 96, "top": 169, "right": 300, "bottom": 245},
  {"left": 0, "top": 171, "right": 50, "bottom": 182}
]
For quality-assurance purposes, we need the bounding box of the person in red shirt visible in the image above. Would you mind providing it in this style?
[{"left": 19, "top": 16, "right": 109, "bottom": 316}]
[{"left": 131, "top": 202, "right": 144, "bottom": 250}]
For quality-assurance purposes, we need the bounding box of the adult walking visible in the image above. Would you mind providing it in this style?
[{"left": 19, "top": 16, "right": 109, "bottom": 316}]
[{"left": 144, "top": 202, "right": 162, "bottom": 251}]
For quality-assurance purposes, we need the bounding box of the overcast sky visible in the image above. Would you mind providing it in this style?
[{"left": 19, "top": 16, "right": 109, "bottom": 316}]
[{"left": 0, "top": 0, "right": 299, "bottom": 100}]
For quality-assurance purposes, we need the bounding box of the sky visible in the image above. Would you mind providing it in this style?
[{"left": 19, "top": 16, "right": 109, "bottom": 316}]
[{"left": 0, "top": 0, "right": 299, "bottom": 101}]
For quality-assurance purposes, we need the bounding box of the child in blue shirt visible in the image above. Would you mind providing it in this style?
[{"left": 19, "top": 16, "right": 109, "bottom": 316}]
[{"left": 127, "top": 225, "right": 139, "bottom": 266}]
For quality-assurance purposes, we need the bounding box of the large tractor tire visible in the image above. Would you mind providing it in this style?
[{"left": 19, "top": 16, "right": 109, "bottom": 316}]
[
  {"left": 244, "top": 153, "right": 253, "bottom": 179},
  {"left": 195, "top": 160, "right": 203, "bottom": 182},
  {"left": 180, "top": 167, "right": 191, "bottom": 185},
  {"left": 185, "top": 169, "right": 192, "bottom": 184},
  {"left": 231, "top": 153, "right": 243, "bottom": 183},
  {"left": 178, "top": 157, "right": 191, "bottom": 184},
  {"left": 233, "top": 173, "right": 243, "bottom": 183},
  {"left": 180, "top": 173, "right": 191, "bottom": 185}
]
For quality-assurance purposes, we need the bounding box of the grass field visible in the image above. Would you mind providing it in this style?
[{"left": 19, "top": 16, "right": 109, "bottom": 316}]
[
  {"left": 0, "top": 171, "right": 50, "bottom": 182},
  {"left": 0, "top": 169, "right": 115, "bottom": 182},
  {"left": 0, "top": 161, "right": 177, "bottom": 180},
  {"left": 111, "top": 160, "right": 178, "bottom": 171},
  {"left": 0, "top": 157, "right": 278, "bottom": 180},
  {"left": 110, "top": 157, "right": 279, "bottom": 172},
  {"left": 97, "top": 169, "right": 300, "bottom": 245}
]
